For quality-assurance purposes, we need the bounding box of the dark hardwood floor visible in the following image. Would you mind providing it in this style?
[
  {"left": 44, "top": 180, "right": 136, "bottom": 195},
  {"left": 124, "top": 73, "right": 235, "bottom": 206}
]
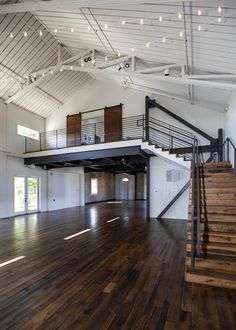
[{"left": 0, "top": 201, "right": 235, "bottom": 329}]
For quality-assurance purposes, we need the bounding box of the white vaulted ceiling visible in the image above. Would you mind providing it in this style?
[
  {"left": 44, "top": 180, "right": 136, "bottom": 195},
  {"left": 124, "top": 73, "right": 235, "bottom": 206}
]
[{"left": 0, "top": 0, "right": 236, "bottom": 117}]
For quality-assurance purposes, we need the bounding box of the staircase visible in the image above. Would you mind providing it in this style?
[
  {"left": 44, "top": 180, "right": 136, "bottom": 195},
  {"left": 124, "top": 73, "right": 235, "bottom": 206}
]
[
  {"left": 185, "top": 161, "right": 236, "bottom": 289},
  {"left": 141, "top": 141, "right": 190, "bottom": 169}
]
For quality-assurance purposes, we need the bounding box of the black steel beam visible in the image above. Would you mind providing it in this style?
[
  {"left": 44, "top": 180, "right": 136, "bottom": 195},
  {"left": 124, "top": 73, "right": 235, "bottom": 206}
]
[
  {"left": 24, "top": 146, "right": 147, "bottom": 166},
  {"left": 218, "top": 128, "right": 223, "bottom": 161},
  {"left": 145, "top": 96, "right": 150, "bottom": 141},
  {"left": 157, "top": 180, "right": 190, "bottom": 219},
  {"left": 151, "top": 100, "right": 216, "bottom": 143},
  {"left": 146, "top": 158, "right": 150, "bottom": 219}
]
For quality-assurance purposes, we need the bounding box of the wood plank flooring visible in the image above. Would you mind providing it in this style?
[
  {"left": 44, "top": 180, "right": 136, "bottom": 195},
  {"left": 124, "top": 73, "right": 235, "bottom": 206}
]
[{"left": 0, "top": 201, "right": 235, "bottom": 329}]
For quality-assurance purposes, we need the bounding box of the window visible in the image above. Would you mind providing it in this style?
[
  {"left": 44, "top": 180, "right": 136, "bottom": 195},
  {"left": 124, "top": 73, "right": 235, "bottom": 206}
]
[
  {"left": 91, "top": 178, "right": 98, "bottom": 195},
  {"left": 17, "top": 125, "right": 39, "bottom": 140}
]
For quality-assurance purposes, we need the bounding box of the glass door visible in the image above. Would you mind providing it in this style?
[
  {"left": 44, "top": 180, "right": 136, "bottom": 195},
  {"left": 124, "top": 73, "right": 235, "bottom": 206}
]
[
  {"left": 27, "top": 177, "right": 39, "bottom": 212},
  {"left": 14, "top": 177, "right": 26, "bottom": 214},
  {"left": 14, "top": 177, "right": 39, "bottom": 214}
]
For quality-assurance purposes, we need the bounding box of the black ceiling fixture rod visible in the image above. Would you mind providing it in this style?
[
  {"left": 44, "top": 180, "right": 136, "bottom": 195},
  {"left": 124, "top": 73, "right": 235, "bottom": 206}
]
[{"left": 147, "top": 97, "right": 216, "bottom": 143}]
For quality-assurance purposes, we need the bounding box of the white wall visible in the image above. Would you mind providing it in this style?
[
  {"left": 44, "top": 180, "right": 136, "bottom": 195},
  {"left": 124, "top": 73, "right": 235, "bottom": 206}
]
[
  {"left": 150, "top": 156, "right": 190, "bottom": 219},
  {"left": 46, "top": 78, "right": 146, "bottom": 131},
  {"left": 0, "top": 99, "right": 47, "bottom": 219},
  {"left": 225, "top": 91, "right": 236, "bottom": 166},
  {"left": 225, "top": 91, "right": 236, "bottom": 143},
  {"left": 48, "top": 167, "right": 85, "bottom": 211},
  {"left": 115, "top": 173, "right": 135, "bottom": 200}
]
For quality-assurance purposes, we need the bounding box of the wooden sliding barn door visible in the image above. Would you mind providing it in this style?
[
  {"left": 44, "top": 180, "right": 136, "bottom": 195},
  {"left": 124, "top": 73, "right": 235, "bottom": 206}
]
[
  {"left": 67, "top": 113, "right": 81, "bottom": 147},
  {"left": 104, "top": 104, "right": 122, "bottom": 142}
]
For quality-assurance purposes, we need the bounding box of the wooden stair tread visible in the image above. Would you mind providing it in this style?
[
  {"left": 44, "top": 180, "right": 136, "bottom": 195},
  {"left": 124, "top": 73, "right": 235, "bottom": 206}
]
[
  {"left": 185, "top": 268, "right": 236, "bottom": 289},
  {"left": 185, "top": 256, "right": 236, "bottom": 275},
  {"left": 202, "top": 161, "right": 232, "bottom": 168},
  {"left": 186, "top": 161, "right": 236, "bottom": 289},
  {"left": 186, "top": 252, "right": 236, "bottom": 263}
]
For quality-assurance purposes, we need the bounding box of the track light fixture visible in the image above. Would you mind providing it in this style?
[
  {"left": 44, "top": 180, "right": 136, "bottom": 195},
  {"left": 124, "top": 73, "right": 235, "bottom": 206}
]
[{"left": 125, "top": 63, "right": 130, "bottom": 69}]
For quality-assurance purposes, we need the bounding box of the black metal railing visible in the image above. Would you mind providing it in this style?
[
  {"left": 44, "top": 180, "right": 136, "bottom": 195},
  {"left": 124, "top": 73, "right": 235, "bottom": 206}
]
[
  {"left": 25, "top": 115, "right": 145, "bottom": 152},
  {"left": 148, "top": 116, "right": 195, "bottom": 160},
  {"left": 223, "top": 137, "right": 236, "bottom": 176},
  {"left": 190, "top": 138, "right": 202, "bottom": 271}
]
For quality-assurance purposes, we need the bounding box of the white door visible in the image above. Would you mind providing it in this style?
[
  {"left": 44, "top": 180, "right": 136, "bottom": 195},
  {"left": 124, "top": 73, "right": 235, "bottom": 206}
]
[
  {"left": 14, "top": 177, "right": 39, "bottom": 214},
  {"left": 120, "top": 180, "right": 129, "bottom": 200}
]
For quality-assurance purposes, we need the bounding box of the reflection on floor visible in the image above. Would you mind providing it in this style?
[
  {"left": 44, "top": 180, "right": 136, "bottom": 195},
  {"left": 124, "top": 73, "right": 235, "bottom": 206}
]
[{"left": 0, "top": 201, "right": 235, "bottom": 329}]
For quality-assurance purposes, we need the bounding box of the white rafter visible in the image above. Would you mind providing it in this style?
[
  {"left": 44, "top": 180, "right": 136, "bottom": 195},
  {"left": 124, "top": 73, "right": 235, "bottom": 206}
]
[
  {"left": 60, "top": 64, "right": 236, "bottom": 91},
  {"left": 5, "top": 48, "right": 95, "bottom": 105},
  {"left": 137, "top": 64, "right": 182, "bottom": 74}
]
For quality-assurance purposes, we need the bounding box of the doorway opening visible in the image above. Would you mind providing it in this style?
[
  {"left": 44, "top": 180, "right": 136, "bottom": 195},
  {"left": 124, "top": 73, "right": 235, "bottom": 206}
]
[{"left": 14, "top": 177, "right": 39, "bottom": 214}]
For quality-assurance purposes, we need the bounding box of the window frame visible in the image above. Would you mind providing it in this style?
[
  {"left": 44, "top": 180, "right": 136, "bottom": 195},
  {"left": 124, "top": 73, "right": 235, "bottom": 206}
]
[
  {"left": 17, "top": 124, "right": 40, "bottom": 141},
  {"left": 91, "top": 178, "right": 98, "bottom": 195}
]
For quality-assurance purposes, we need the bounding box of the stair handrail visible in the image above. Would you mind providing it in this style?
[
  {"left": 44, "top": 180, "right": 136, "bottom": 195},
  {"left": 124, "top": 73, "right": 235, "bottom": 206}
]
[
  {"left": 223, "top": 137, "right": 236, "bottom": 176},
  {"left": 190, "top": 137, "right": 202, "bottom": 271}
]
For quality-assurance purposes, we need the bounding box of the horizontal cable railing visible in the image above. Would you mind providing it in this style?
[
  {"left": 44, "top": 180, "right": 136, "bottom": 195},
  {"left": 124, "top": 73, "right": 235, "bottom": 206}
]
[
  {"left": 25, "top": 115, "right": 145, "bottom": 152},
  {"left": 148, "top": 116, "right": 195, "bottom": 160}
]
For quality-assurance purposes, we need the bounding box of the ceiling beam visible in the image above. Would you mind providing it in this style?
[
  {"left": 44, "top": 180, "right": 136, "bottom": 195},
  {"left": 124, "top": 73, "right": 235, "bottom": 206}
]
[
  {"left": 137, "top": 63, "right": 181, "bottom": 74},
  {"left": 98, "top": 55, "right": 132, "bottom": 69},
  {"left": 61, "top": 65, "right": 236, "bottom": 91},
  {"left": 30, "top": 48, "right": 93, "bottom": 77},
  {"left": 121, "top": 82, "right": 190, "bottom": 103},
  {"left": 5, "top": 74, "right": 48, "bottom": 104},
  {"left": 35, "top": 86, "right": 63, "bottom": 106},
  {"left": 187, "top": 74, "right": 236, "bottom": 80},
  {"left": 5, "top": 48, "right": 93, "bottom": 105}
]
